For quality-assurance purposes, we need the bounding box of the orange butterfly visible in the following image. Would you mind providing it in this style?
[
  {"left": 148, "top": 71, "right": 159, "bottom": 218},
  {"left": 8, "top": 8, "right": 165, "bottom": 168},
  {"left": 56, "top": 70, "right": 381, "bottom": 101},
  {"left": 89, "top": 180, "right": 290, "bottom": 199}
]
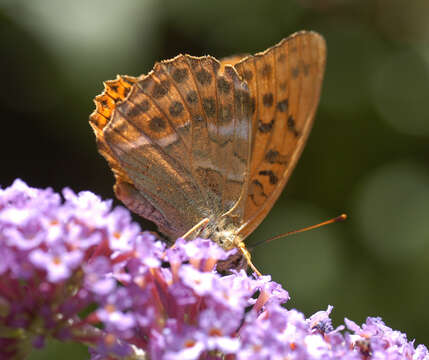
[{"left": 89, "top": 31, "right": 326, "bottom": 275}]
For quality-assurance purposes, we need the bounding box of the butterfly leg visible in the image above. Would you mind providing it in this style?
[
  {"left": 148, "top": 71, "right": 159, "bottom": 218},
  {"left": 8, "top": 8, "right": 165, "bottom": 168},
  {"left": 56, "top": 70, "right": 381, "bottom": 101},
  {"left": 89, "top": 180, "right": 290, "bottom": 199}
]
[
  {"left": 236, "top": 241, "right": 262, "bottom": 276},
  {"left": 181, "top": 218, "right": 210, "bottom": 239}
]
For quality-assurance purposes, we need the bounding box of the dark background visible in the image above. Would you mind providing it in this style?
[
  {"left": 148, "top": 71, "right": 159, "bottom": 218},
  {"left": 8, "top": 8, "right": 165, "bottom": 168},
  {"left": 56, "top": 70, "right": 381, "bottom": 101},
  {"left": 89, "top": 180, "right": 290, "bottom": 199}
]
[{"left": 2, "top": 0, "right": 429, "bottom": 358}]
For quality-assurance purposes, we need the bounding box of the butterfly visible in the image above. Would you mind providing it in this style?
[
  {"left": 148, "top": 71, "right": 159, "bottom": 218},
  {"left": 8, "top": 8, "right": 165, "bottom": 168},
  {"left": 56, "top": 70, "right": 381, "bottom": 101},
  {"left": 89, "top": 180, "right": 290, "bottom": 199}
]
[{"left": 89, "top": 31, "right": 326, "bottom": 275}]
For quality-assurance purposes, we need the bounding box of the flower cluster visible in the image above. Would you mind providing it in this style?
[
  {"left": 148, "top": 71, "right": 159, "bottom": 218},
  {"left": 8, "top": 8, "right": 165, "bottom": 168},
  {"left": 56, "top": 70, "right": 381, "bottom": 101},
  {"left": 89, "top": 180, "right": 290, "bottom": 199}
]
[
  {"left": 0, "top": 179, "right": 137, "bottom": 358},
  {"left": 0, "top": 179, "right": 427, "bottom": 360}
]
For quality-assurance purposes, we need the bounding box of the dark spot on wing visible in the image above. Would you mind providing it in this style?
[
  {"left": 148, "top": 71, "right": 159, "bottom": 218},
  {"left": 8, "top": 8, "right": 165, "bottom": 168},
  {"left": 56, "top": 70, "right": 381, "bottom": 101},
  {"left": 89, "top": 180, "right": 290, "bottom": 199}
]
[
  {"left": 303, "top": 63, "right": 310, "bottom": 76},
  {"left": 126, "top": 104, "right": 141, "bottom": 118},
  {"left": 261, "top": 63, "right": 272, "bottom": 77},
  {"left": 287, "top": 115, "right": 295, "bottom": 129},
  {"left": 258, "top": 118, "right": 274, "bottom": 133},
  {"left": 287, "top": 115, "right": 299, "bottom": 137},
  {"left": 259, "top": 170, "right": 279, "bottom": 185},
  {"left": 152, "top": 80, "right": 170, "bottom": 99},
  {"left": 234, "top": 90, "right": 254, "bottom": 116},
  {"left": 277, "top": 53, "right": 286, "bottom": 63},
  {"left": 172, "top": 68, "right": 188, "bottom": 83},
  {"left": 277, "top": 99, "right": 288, "bottom": 112},
  {"left": 186, "top": 90, "right": 198, "bottom": 104},
  {"left": 249, "top": 179, "right": 267, "bottom": 206},
  {"left": 262, "top": 93, "right": 274, "bottom": 107},
  {"left": 243, "top": 70, "right": 253, "bottom": 81},
  {"left": 203, "top": 97, "right": 216, "bottom": 117},
  {"left": 217, "top": 77, "right": 231, "bottom": 94},
  {"left": 265, "top": 150, "right": 279, "bottom": 163},
  {"left": 265, "top": 149, "right": 288, "bottom": 164},
  {"left": 292, "top": 67, "right": 299, "bottom": 78},
  {"left": 169, "top": 101, "right": 184, "bottom": 117},
  {"left": 196, "top": 69, "right": 212, "bottom": 85},
  {"left": 135, "top": 99, "right": 150, "bottom": 113},
  {"left": 149, "top": 116, "right": 166, "bottom": 132},
  {"left": 139, "top": 77, "right": 151, "bottom": 90}
]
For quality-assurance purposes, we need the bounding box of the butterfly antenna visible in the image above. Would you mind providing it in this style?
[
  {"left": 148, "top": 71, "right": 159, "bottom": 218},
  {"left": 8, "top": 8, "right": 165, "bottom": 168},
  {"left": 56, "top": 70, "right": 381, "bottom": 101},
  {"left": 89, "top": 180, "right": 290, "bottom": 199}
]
[{"left": 250, "top": 214, "right": 347, "bottom": 249}]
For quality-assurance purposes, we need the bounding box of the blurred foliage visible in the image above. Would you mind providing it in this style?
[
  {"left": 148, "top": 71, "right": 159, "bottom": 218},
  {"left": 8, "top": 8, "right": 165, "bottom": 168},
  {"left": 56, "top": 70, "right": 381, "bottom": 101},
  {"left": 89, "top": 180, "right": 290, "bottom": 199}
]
[{"left": 1, "top": 0, "right": 429, "bottom": 357}]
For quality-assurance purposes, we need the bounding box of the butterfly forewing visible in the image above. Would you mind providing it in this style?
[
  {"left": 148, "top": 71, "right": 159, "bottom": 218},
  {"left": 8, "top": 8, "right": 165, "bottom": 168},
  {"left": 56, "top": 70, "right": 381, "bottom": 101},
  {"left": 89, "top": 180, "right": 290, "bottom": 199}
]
[{"left": 234, "top": 31, "right": 326, "bottom": 239}]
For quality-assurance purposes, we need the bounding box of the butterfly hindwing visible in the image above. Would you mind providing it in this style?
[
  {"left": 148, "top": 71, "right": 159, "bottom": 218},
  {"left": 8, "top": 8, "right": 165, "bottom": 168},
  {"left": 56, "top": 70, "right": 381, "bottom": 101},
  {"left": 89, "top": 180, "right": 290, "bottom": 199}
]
[
  {"left": 161, "top": 55, "right": 252, "bottom": 217},
  {"left": 90, "top": 56, "right": 252, "bottom": 238}
]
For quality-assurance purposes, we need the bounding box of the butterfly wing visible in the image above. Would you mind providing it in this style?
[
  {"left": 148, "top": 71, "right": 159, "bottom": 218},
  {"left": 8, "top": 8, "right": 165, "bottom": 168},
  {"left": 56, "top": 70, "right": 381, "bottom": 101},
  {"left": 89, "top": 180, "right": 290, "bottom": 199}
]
[
  {"left": 233, "top": 31, "right": 327, "bottom": 239},
  {"left": 90, "top": 56, "right": 252, "bottom": 238}
]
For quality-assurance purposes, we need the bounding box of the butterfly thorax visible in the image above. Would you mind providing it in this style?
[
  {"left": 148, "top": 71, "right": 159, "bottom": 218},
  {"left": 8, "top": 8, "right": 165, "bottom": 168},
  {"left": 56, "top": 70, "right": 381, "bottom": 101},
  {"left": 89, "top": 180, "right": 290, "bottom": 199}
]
[{"left": 198, "top": 215, "right": 242, "bottom": 251}]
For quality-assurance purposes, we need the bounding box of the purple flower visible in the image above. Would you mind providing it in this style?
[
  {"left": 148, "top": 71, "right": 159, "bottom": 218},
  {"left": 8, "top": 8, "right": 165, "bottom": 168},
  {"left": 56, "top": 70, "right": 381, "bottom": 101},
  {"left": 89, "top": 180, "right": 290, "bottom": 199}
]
[
  {"left": 196, "top": 308, "right": 241, "bottom": 353},
  {"left": 1, "top": 179, "right": 428, "bottom": 360},
  {"left": 29, "top": 247, "right": 83, "bottom": 282},
  {"left": 83, "top": 256, "right": 116, "bottom": 295},
  {"left": 150, "top": 320, "right": 205, "bottom": 360},
  {"left": 0, "top": 180, "right": 142, "bottom": 358},
  {"left": 308, "top": 305, "right": 339, "bottom": 334},
  {"left": 96, "top": 287, "right": 136, "bottom": 338}
]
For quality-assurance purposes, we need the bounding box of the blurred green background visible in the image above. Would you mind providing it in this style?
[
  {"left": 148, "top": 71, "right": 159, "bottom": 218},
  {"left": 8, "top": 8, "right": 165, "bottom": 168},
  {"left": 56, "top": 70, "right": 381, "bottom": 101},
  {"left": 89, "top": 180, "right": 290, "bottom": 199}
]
[{"left": 1, "top": 0, "right": 429, "bottom": 358}]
